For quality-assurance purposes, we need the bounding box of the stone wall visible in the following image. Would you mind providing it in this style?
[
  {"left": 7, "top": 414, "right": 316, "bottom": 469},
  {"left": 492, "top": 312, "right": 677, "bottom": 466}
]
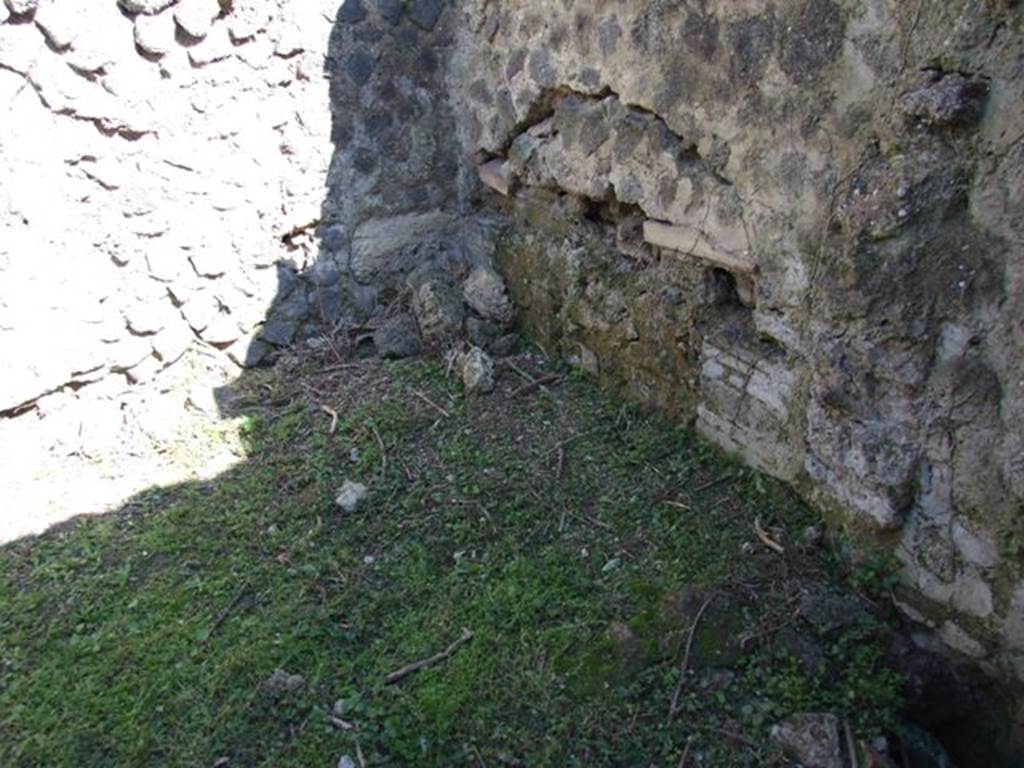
[
  {"left": 0, "top": 0, "right": 336, "bottom": 537},
  {"left": 3, "top": 0, "right": 1023, "bottom": 702},
  {"left": 440, "top": 0, "right": 1024, "bottom": 692}
]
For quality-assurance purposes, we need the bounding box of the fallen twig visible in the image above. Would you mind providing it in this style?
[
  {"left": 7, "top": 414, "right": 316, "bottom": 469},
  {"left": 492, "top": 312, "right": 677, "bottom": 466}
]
[
  {"left": 329, "top": 715, "right": 355, "bottom": 731},
  {"left": 384, "top": 628, "right": 474, "bottom": 685},
  {"left": 668, "top": 596, "right": 714, "bottom": 724},
  {"left": 412, "top": 388, "right": 451, "bottom": 418},
  {"left": 368, "top": 421, "right": 387, "bottom": 478},
  {"left": 210, "top": 583, "right": 250, "bottom": 637},
  {"left": 320, "top": 405, "right": 338, "bottom": 435},
  {"left": 698, "top": 726, "right": 759, "bottom": 751},
  {"left": 677, "top": 736, "right": 694, "bottom": 768},
  {"left": 356, "top": 740, "right": 367, "bottom": 768},
  {"left": 844, "top": 721, "right": 859, "bottom": 768},
  {"left": 503, "top": 358, "right": 538, "bottom": 384},
  {"left": 511, "top": 374, "right": 562, "bottom": 397},
  {"left": 753, "top": 516, "right": 785, "bottom": 554},
  {"left": 690, "top": 475, "right": 734, "bottom": 494}
]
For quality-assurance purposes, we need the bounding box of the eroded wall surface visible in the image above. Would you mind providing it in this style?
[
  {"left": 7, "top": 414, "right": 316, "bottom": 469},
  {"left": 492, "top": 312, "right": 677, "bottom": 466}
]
[{"left": 442, "top": 0, "right": 1024, "bottom": 687}]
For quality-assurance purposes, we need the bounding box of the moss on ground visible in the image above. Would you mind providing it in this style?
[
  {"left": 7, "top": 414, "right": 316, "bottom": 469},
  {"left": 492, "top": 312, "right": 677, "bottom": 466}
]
[{"left": 0, "top": 353, "right": 903, "bottom": 767}]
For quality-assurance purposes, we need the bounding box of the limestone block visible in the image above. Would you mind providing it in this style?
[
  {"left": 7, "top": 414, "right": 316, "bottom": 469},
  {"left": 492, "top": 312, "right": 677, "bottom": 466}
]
[
  {"left": 478, "top": 158, "right": 514, "bottom": 196},
  {"left": 642, "top": 220, "right": 754, "bottom": 274}
]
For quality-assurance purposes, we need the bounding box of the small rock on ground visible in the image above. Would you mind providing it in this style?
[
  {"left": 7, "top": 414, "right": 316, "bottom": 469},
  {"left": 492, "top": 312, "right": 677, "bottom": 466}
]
[
  {"left": 335, "top": 480, "right": 368, "bottom": 512},
  {"left": 459, "top": 346, "right": 494, "bottom": 394},
  {"left": 770, "top": 712, "right": 843, "bottom": 768},
  {"left": 261, "top": 669, "right": 306, "bottom": 697}
]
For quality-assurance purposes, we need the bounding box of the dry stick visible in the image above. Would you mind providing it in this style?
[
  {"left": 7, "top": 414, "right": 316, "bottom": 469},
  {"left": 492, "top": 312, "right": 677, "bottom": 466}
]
[
  {"left": 753, "top": 516, "right": 785, "bottom": 554},
  {"left": 210, "top": 583, "right": 249, "bottom": 636},
  {"left": 356, "top": 740, "right": 367, "bottom": 768},
  {"left": 511, "top": 374, "right": 562, "bottom": 397},
  {"left": 412, "top": 388, "right": 451, "bottom": 418},
  {"left": 677, "top": 736, "right": 694, "bottom": 768},
  {"left": 844, "top": 721, "right": 859, "bottom": 768},
  {"left": 368, "top": 421, "right": 387, "bottom": 478},
  {"left": 503, "top": 358, "right": 538, "bottom": 384},
  {"left": 667, "top": 596, "right": 714, "bottom": 725},
  {"left": 698, "top": 726, "right": 759, "bottom": 751},
  {"left": 320, "top": 405, "right": 338, "bottom": 435},
  {"left": 690, "top": 474, "right": 734, "bottom": 494},
  {"left": 384, "top": 628, "right": 474, "bottom": 685}
]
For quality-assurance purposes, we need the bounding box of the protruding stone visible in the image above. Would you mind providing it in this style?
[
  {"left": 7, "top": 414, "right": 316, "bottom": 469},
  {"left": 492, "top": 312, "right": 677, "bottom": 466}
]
[
  {"left": 119, "top": 0, "right": 177, "bottom": 14},
  {"left": 173, "top": 0, "right": 218, "bottom": 39},
  {"left": 134, "top": 11, "right": 176, "bottom": 57},
  {"left": 902, "top": 73, "right": 988, "bottom": 128},
  {"left": 770, "top": 713, "right": 842, "bottom": 768},
  {"left": 478, "top": 158, "right": 514, "bottom": 196},
  {"left": 412, "top": 276, "right": 465, "bottom": 347},
  {"left": 376, "top": 0, "right": 401, "bottom": 24},
  {"left": 337, "top": 0, "right": 366, "bottom": 24},
  {"left": 643, "top": 219, "right": 754, "bottom": 274},
  {"left": 463, "top": 265, "right": 512, "bottom": 323},
  {"left": 374, "top": 314, "right": 421, "bottom": 359},
  {"left": 408, "top": 0, "right": 442, "bottom": 30},
  {"left": 459, "top": 346, "right": 495, "bottom": 394}
]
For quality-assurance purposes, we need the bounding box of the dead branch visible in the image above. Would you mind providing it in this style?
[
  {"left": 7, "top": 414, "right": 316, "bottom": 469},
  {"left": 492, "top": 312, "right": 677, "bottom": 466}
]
[
  {"left": 209, "top": 583, "right": 249, "bottom": 637},
  {"left": 844, "top": 721, "right": 859, "bottom": 768},
  {"left": 511, "top": 374, "right": 562, "bottom": 397},
  {"left": 753, "top": 516, "right": 785, "bottom": 554},
  {"left": 412, "top": 388, "right": 451, "bottom": 418},
  {"left": 368, "top": 421, "right": 387, "bottom": 478},
  {"left": 668, "top": 596, "right": 714, "bottom": 724},
  {"left": 690, "top": 475, "right": 734, "bottom": 494},
  {"left": 384, "top": 628, "right": 474, "bottom": 685},
  {"left": 677, "top": 736, "right": 694, "bottom": 768},
  {"left": 503, "top": 358, "right": 538, "bottom": 384}
]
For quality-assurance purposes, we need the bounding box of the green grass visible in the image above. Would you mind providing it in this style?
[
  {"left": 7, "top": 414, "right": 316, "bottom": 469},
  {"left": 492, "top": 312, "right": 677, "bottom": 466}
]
[{"left": 0, "top": 356, "right": 903, "bottom": 767}]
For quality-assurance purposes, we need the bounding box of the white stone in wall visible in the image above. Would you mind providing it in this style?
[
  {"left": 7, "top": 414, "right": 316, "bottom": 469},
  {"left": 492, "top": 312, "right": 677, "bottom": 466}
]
[
  {"left": 119, "top": 0, "right": 177, "bottom": 15},
  {"left": 34, "top": 0, "right": 87, "bottom": 50},
  {"left": 642, "top": 219, "right": 754, "bottom": 274},
  {"left": 3, "top": 0, "right": 37, "bottom": 15},
  {"left": 134, "top": 10, "right": 176, "bottom": 56},
  {"left": 173, "top": 0, "right": 218, "bottom": 39},
  {"left": 187, "top": 23, "right": 231, "bottom": 67}
]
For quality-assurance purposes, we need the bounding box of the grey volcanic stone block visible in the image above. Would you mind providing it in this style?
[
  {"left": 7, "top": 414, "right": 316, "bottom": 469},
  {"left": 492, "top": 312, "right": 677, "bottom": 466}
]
[
  {"left": 338, "top": 0, "right": 367, "bottom": 24},
  {"left": 374, "top": 314, "right": 421, "bottom": 359},
  {"left": 408, "top": 0, "right": 442, "bottom": 30}
]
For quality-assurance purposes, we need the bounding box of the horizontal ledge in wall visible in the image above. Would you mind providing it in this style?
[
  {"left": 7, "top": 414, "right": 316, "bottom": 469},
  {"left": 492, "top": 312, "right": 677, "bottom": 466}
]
[{"left": 642, "top": 220, "right": 754, "bottom": 275}]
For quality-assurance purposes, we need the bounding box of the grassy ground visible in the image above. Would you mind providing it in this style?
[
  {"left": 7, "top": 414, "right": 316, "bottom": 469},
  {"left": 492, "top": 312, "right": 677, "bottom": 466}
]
[{"left": 0, "top": 351, "right": 904, "bottom": 767}]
